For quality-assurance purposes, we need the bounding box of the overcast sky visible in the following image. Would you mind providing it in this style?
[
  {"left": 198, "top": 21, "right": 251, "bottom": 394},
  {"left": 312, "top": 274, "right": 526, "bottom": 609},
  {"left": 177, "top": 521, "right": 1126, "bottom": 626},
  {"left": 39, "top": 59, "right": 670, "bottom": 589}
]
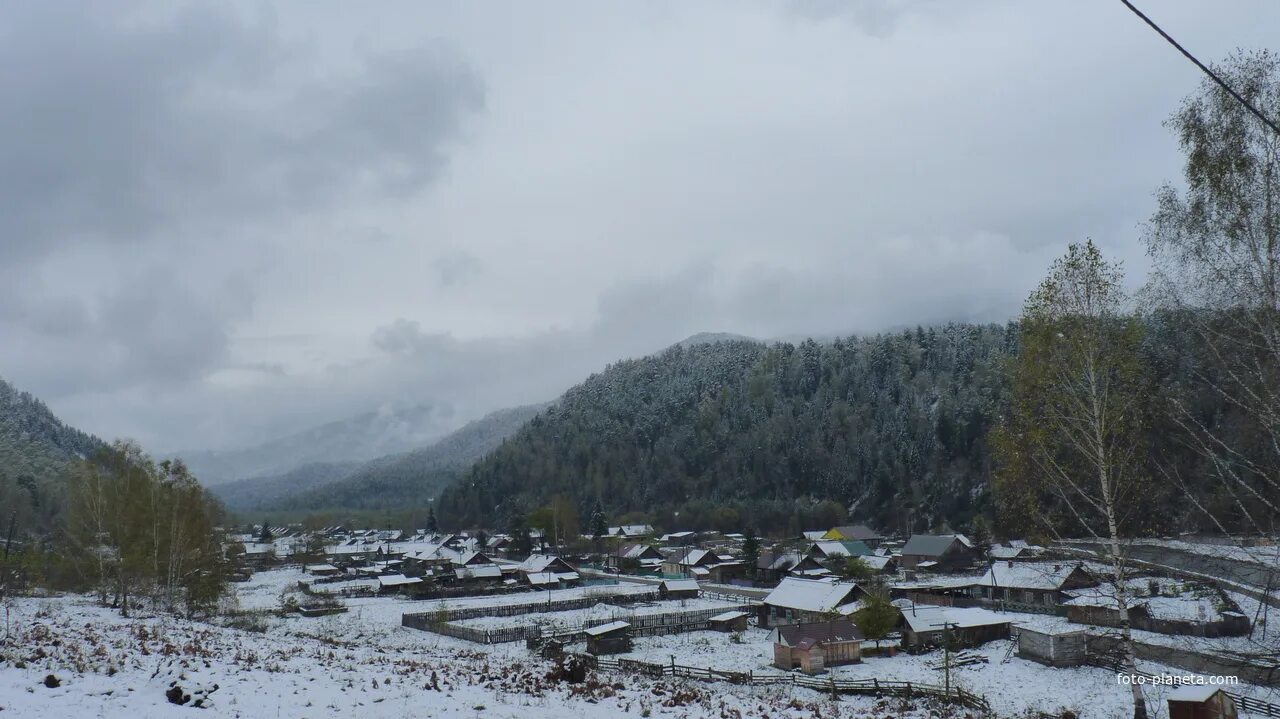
[{"left": 2, "top": 0, "right": 1277, "bottom": 453}]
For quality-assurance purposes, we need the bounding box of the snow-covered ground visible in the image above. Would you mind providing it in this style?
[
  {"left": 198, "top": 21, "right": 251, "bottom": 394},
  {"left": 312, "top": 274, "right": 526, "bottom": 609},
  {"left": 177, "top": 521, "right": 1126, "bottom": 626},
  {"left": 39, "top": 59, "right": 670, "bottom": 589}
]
[
  {"left": 614, "top": 626, "right": 1276, "bottom": 718},
  {"left": 1132, "top": 539, "right": 1280, "bottom": 567},
  {"left": 3, "top": 569, "right": 1275, "bottom": 718},
  {"left": 0, "top": 570, "right": 958, "bottom": 718},
  {"left": 1065, "top": 577, "right": 1225, "bottom": 621}
]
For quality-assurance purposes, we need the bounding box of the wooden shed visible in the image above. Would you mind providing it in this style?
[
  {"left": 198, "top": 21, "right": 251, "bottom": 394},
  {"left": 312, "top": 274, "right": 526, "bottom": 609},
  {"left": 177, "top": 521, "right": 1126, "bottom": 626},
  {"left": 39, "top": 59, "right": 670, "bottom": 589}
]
[
  {"left": 708, "top": 610, "right": 750, "bottom": 633},
  {"left": 1016, "top": 626, "right": 1087, "bottom": 667},
  {"left": 769, "top": 620, "right": 863, "bottom": 674},
  {"left": 584, "top": 621, "right": 632, "bottom": 655},
  {"left": 899, "top": 605, "right": 1011, "bottom": 650},
  {"left": 1167, "top": 685, "right": 1238, "bottom": 719},
  {"left": 659, "top": 578, "right": 701, "bottom": 600}
]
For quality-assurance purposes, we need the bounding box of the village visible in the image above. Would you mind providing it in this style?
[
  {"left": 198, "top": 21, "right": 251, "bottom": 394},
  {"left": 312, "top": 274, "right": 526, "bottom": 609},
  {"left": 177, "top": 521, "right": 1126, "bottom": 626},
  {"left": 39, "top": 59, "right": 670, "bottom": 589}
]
[{"left": 208, "top": 522, "right": 1280, "bottom": 718}]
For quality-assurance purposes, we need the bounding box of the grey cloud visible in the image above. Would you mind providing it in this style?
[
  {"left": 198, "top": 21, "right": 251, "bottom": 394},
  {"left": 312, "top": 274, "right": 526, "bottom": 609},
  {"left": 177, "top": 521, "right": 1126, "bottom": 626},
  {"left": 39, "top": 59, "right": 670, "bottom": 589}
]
[
  {"left": 4, "top": 0, "right": 1275, "bottom": 454},
  {"left": 784, "top": 0, "right": 941, "bottom": 37},
  {"left": 432, "top": 252, "right": 484, "bottom": 287},
  {"left": 0, "top": 1, "right": 483, "bottom": 262}
]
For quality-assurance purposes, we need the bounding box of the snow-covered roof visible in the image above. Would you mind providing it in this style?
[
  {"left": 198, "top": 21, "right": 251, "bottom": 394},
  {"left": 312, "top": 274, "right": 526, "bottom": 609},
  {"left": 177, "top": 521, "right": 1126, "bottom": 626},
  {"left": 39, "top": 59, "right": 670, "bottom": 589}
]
[
  {"left": 660, "top": 579, "right": 699, "bottom": 592},
  {"left": 455, "top": 564, "right": 502, "bottom": 580},
  {"left": 899, "top": 605, "right": 1011, "bottom": 632},
  {"left": 860, "top": 555, "right": 893, "bottom": 570},
  {"left": 977, "top": 562, "right": 1087, "bottom": 591},
  {"left": 583, "top": 620, "right": 630, "bottom": 636},
  {"left": 304, "top": 564, "right": 338, "bottom": 573},
  {"left": 608, "top": 525, "right": 654, "bottom": 537},
  {"left": 762, "top": 577, "right": 860, "bottom": 613},
  {"left": 377, "top": 574, "right": 422, "bottom": 588},
  {"left": 766, "top": 552, "right": 806, "bottom": 571},
  {"left": 525, "top": 571, "right": 578, "bottom": 585},
  {"left": 517, "top": 554, "right": 567, "bottom": 573},
  {"left": 678, "top": 548, "right": 714, "bottom": 566},
  {"left": 989, "top": 545, "right": 1024, "bottom": 559},
  {"left": 616, "top": 543, "right": 658, "bottom": 559},
  {"left": 1167, "top": 685, "right": 1225, "bottom": 703},
  {"left": 708, "top": 610, "right": 749, "bottom": 622},
  {"left": 802, "top": 531, "right": 826, "bottom": 541},
  {"left": 659, "top": 531, "right": 696, "bottom": 541},
  {"left": 811, "top": 540, "right": 872, "bottom": 558}
]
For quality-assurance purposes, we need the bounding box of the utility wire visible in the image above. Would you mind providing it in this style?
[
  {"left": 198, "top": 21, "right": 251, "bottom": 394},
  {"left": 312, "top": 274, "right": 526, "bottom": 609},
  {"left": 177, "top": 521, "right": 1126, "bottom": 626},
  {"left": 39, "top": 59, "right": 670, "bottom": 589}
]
[{"left": 1119, "top": 0, "right": 1280, "bottom": 137}]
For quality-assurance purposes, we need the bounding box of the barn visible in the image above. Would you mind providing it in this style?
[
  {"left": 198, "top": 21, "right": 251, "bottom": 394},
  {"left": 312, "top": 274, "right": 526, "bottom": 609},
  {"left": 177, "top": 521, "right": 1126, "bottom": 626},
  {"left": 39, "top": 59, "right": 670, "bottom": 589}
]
[
  {"left": 898, "top": 604, "right": 1012, "bottom": 650},
  {"left": 769, "top": 620, "right": 863, "bottom": 674},
  {"left": 659, "top": 578, "right": 700, "bottom": 599},
  {"left": 1017, "top": 626, "right": 1088, "bottom": 667},
  {"left": 707, "top": 610, "right": 750, "bottom": 633},
  {"left": 584, "top": 621, "right": 632, "bottom": 655}
]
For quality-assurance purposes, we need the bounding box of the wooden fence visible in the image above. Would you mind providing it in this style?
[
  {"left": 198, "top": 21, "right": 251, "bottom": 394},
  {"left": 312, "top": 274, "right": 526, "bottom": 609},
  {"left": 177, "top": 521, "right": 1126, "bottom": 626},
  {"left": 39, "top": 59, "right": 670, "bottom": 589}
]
[
  {"left": 403, "top": 588, "right": 662, "bottom": 624},
  {"left": 578, "top": 653, "right": 991, "bottom": 714},
  {"left": 1085, "top": 655, "right": 1280, "bottom": 717},
  {"left": 405, "top": 601, "right": 757, "bottom": 645}
]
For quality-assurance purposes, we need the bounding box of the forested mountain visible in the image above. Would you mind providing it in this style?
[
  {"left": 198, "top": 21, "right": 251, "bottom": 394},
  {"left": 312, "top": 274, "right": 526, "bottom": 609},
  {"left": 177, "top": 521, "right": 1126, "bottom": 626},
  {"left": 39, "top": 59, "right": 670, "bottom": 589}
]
[
  {"left": 182, "top": 403, "right": 454, "bottom": 485},
  {"left": 438, "top": 326, "right": 1014, "bottom": 535},
  {"left": 0, "top": 376, "right": 105, "bottom": 533},
  {"left": 205, "top": 460, "right": 363, "bottom": 512},
  {"left": 220, "top": 403, "right": 549, "bottom": 512}
]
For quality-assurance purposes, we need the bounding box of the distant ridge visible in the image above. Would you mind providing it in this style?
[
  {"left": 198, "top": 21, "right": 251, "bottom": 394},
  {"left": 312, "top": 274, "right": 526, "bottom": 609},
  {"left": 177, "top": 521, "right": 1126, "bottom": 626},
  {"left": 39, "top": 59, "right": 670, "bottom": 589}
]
[
  {"left": 214, "top": 402, "right": 550, "bottom": 512},
  {"left": 182, "top": 403, "right": 454, "bottom": 486}
]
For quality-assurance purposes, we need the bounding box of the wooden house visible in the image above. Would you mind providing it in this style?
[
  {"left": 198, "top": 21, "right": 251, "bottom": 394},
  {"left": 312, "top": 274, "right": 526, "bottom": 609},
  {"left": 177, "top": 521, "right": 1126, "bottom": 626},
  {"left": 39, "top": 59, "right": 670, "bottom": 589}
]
[
  {"left": 584, "top": 621, "right": 632, "bottom": 655},
  {"left": 606, "top": 525, "right": 654, "bottom": 540},
  {"left": 807, "top": 540, "right": 874, "bottom": 563},
  {"left": 859, "top": 555, "right": 898, "bottom": 574},
  {"left": 518, "top": 554, "right": 576, "bottom": 574},
  {"left": 708, "top": 610, "right": 750, "bottom": 633},
  {"left": 376, "top": 574, "right": 423, "bottom": 595},
  {"left": 770, "top": 620, "right": 863, "bottom": 674},
  {"left": 1167, "top": 686, "right": 1238, "bottom": 719},
  {"left": 759, "top": 577, "right": 863, "bottom": 628},
  {"left": 659, "top": 578, "right": 700, "bottom": 599},
  {"left": 822, "top": 524, "right": 885, "bottom": 548},
  {"left": 663, "top": 548, "right": 745, "bottom": 583},
  {"left": 971, "top": 561, "right": 1096, "bottom": 607},
  {"left": 757, "top": 552, "right": 830, "bottom": 583},
  {"left": 898, "top": 605, "right": 1011, "bottom": 650},
  {"left": 899, "top": 534, "right": 976, "bottom": 570},
  {"left": 609, "top": 543, "right": 663, "bottom": 573}
]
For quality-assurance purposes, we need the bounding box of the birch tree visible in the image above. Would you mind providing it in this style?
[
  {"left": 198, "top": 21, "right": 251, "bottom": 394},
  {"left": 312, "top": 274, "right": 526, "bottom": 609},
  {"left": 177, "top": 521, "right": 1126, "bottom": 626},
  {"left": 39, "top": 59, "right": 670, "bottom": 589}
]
[
  {"left": 1143, "top": 50, "right": 1280, "bottom": 539},
  {"left": 994, "top": 240, "right": 1153, "bottom": 719}
]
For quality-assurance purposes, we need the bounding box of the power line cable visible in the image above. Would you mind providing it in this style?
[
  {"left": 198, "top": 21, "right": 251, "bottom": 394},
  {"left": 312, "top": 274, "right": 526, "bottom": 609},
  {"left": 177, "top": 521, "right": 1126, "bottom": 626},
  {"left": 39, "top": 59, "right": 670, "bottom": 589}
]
[{"left": 1118, "top": 0, "right": 1280, "bottom": 136}]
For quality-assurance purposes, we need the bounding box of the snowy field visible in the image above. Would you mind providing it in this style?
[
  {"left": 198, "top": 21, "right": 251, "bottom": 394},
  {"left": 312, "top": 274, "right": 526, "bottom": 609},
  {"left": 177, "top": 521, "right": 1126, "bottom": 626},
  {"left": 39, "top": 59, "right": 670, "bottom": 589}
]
[
  {"left": 3, "top": 569, "right": 1276, "bottom": 718},
  {"left": 1, "top": 572, "right": 948, "bottom": 719},
  {"left": 453, "top": 597, "right": 744, "bottom": 631},
  {"left": 613, "top": 627, "right": 1277, "bottom": 718}
]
